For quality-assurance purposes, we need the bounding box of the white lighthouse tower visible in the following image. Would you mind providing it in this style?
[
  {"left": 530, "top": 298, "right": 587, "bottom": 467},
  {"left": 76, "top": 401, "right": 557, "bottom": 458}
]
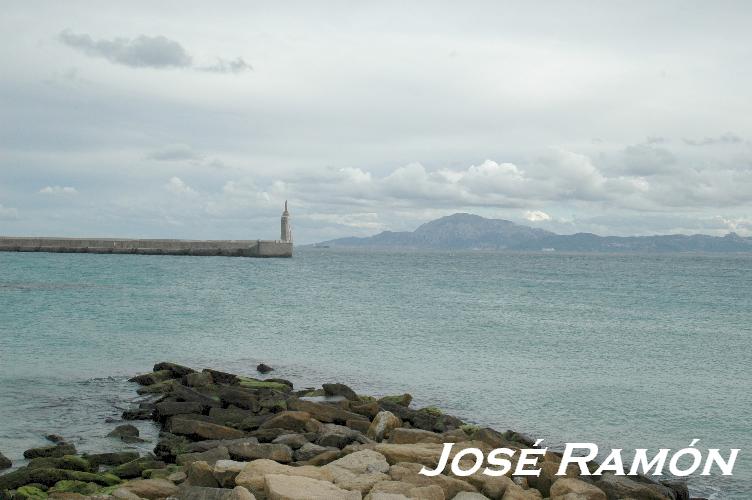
[{"left": 280, "top": 201, "right": 292, "bottom": 242}]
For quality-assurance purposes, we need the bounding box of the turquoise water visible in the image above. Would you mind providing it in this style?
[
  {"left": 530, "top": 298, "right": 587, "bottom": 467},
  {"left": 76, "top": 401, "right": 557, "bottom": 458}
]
[{"left": 0, "top": 249, "right": 750, "bottom": 498}]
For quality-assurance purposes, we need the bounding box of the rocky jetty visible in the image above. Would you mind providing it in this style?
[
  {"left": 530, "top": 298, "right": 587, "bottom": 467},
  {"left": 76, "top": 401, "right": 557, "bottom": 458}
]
[{"left": 0, "top": 363, "right": 694, "bottom": 500}]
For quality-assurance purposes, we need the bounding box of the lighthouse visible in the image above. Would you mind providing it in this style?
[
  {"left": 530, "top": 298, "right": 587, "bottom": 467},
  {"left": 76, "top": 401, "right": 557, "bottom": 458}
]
[{"left": 280, "top": 201, "right": 292, "bottom": 242}]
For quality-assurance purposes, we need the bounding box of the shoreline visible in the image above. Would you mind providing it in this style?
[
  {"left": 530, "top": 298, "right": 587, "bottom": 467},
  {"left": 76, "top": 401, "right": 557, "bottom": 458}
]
[{"left": 0, "top": 362, "right": 695, "bottom": 500}]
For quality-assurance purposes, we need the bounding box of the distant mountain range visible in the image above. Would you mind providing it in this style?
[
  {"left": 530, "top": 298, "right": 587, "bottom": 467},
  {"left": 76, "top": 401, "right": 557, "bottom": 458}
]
[{"left": 315, "top": 213, "right": 752, "bottom": 252}]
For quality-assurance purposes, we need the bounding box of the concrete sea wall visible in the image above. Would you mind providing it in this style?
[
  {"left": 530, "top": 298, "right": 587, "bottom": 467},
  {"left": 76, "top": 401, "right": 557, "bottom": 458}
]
[{"left": 0, "top": 237, "right": 292, "bottom": 258}]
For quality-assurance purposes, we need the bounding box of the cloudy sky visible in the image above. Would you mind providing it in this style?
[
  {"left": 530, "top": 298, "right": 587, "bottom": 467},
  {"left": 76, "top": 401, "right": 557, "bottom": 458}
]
[{"left": 1, "top": 1, "right": 752, "bottom": 243}]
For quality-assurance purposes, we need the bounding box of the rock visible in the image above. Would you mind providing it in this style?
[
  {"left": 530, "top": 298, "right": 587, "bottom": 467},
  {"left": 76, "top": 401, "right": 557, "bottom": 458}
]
[
  {"left": 263, "top": 473, "right": 360, "bottom": 500},
  {"left": 212, "top": 459, "right": 248, "bottom": 487},
  {"left": 129, "top": 370, "right": 175, "bottom": 386},
  {"left": 323, "top": 383, "right": 359, "bottom": 401},
  {"left": 595, "top": 474, "right": 676, "bottom": 500},
  {"left": 107, "top": 424, "right": 140, "bottom": 440},
  {"left": 185, "top": 460, "right": 219, "bottom": 487},
  {"left": 325, "top": 465, "right": 390, "bottom": 494},
  {"left": 472, "top": 428, "right": 506, "bottom": 448},
  {"left": 169, "top": 416, "right": 247, "bottom": 441},
  {"left": 0, "top": 451, "right": 11, "bottom": 469},
  {"left": 289, "top": 399, "right": 368, "bottom": 425},
  {"left": 0, "top": 468, "right": 120, "bottom": 490},
  {"left": 203, "top": 368, "right": 240, "bottom": 385},
  {"left": 118, "top": 478, "right": 180, "bottom": 499},
  {"left": 218, "top": 387, "right": 261, "bottom": 412},
  {"left": 250, "top": 428, "right": 296, "bottom": 443},
  {"left": 527, "top": 460, "right": 579, "bottom": 497},
  {"left": 209, "top": 407, "right": 267, "bottom": 428},
  {"left": 23, "top": 443, "right": 77, "bottom": 459},
  {"left": 453, "top": 493, "right": 491, "bottom": 500},
  {"left": 27, "top": 455, "right": 93, "bottom": 472},
  {"left": 378, "top": 394, "right": 413, "bottom": 407},
  {"left": 48, "top": 479, "right": 100, "bottom": 495},
  {"left": 389, "top": 429, "right": 444, "bottom": 445},
  {"left": 177, "top": 446, "right": 231, "bottom": 466},
  {"left": 122, "top": 407, "right": 154, "bottom": 420},
  {"left": 171, "top": 384, "right": 222, "bottom": 408},
  {"left": 368, "top": 411, "right": 402, "bottom": 441},
  {"left": 154, "top": 432, "right": 191, "bottom": 462},
  {"left": 155, "top": 401, "right": 204, "bottom": 420},
  {"left": 84, "top": 452, "right": 139, "bottom": 468},
  {"left": 461, "top": 472, "right": 515, "bottom": 499},
  {"left": 258, "top": 411, "right": 312, "bottom": 433},
  {"left": 316, "top": 423, "right": 365, "bottom": 448},
  {"left": 550, "top": 478, "right": 607, "bottom": 500},
  {"left": 227, "top": 442, "right": 293, "bottom": 463},
  {"left": 256, "top": 363, "right": 273, "bottom": 374},
  {"left": 306, "top": 449, "right": 344, "bottom": 466},
  {"left": 325, "top": 450, "right": 390, "bottom": 474},
  {"left": 348, "top": 419, "right": 372, "bottom": 434},
  {"left": 46, "top": 434, "right": 66, "bottom": 443},
  {"left": 405, "top": 485, "right": 445, "bottom": 499},
  {"left": 110, "top": 457, "right": 166, "bottom": 479},
  {"left": 294, "top": 442, "right": 333, "bottom": 462},
  {"left": 153, "top": 361, "right": 196, "bottom": 377},
  {"left": 352, "top": 401, "right": 381, "bottom": 419},
  {"left": 500, "top": 483, "right": 543, "bottom": 500},
  {"left": 179, "top": 484, "right": 257, "bottom": 500},
  {"left": 235, "top": 459, "right": 333, "bottom": 497},
  {"left": 388, "top": 462, "right": 476, "bottom": 498},
  {"left": 272, "top": 433, "right": 309, "bottom": 449},
  {"left": 15, "top": 485, "right": 49, "bottom": 499},
  {"left": 186, "top": 371, "right": 214, "bottom": 388},
  {"left": 373, "top": 443, "right": 447, "bottom": 467},
  {"left": 660, "top": 479, "right": 690, "bottom": 500}
]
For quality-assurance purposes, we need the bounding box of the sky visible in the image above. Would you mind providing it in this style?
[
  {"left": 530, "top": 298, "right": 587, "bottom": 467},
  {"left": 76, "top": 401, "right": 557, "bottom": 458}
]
[{"left": 1, "top": 1, "right": 751, "bottom": 243}]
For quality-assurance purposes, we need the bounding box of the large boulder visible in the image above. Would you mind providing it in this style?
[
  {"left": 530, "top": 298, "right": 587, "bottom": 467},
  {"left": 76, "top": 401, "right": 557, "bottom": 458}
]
[
  {"left": 84, "top": 452, "right": 139, "bottom": 468},
  {"left": 218, "top": 387, "right": 261, "bottom": 412},
  {"left": 23, "top": 443, "right": 77, "bottom": 459},
  {"left": 203, "top": 368, "right": 240, "bottom": 385},
  {"left": 235, "top": 459, "right": 333, "bottom": 497},
  {"left": 289, "top": 399, "right": 368, "bottom": 425},
  {"left": 27, "top": 455, "right": 93, "bottom": 472},
  {"left": 294, "top": 443, "right": 336, "bottom": 462},
  {"left": 107, "top": 424, "right": 141, "bottom": 442},
  {"left": 212, "top": 459, "right": 248, "bottom": 488},
  {"left": 185, "top": 460, "right": 219, "bottom": 487},
  {"left": 373, "top": 443, "right": 447, "bottom": 467},
  {"left": 156, "top": 401, "right": 204, "bottom": 421},
  {"left": 129, "top": 370, "right": 175, "bottom": 386},
  {"left": 153, "top": 362, "right": 196, "bottom": 377},
  {"left": 116, "top": 478, "right": 180, "bottom": 499},
  {"left": 325, "top": 450, "right": 390, "bottom": 474},
  {"left": 388, "top": 429, "right": 444, "bottom": 445},
  {"left": 594, "top": 474, "right": 675, "bottom": 500},
  {"left": 323, "top": 383, "right": 359, "bottom": 401},
  {"left": 110, "top": 457, "right": 166, "bottom": 479},
  {"left": 550, "top": 477, "right": 607, "bottom": 500},
  {"left": 169, "top": 416, "right": 246, "bottom": 441},
  {"left": 388, "top": 462, "right": 476, "bottom": 498},
  {"left": 227, "top": 442, "right": 293, "bottom": 463},
  {"left": 316, "top": 424, "right": 366, "bottom": 449},
  {"left": 179, "top": 484, "right": 256, "bottom": 500},
  {"left": 0, "top": 451, "right": 11, "bottom": 469},
  {"left": 177, "top": 446, "right": 231, "bottom": 466},
  {"left": 368, "top": 411, "right": 402, "bottom": 441},
  {"left": 258, "top": 411, "right": 311, "bottom": 433},
  {"left": 272, "top": 433, "right": 309, "bottom": 449},
  {"left": 0, "top": 468, "right": 121, "bottom": 490},
  {"left": 263, "top": 473, "right": 360, "bottom": 500}
]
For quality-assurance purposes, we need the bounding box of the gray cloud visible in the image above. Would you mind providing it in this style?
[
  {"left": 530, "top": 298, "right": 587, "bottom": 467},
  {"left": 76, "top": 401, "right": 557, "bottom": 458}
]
[
  {"left": 58, "top": 30, "right": 192, "bottom": 68},
  {"left": 683, "top": 132, "right": 743, "bottom": 146},
  {"left": 147, "top": 144, "right": 202, "bottom": 161},
  {"left": 0, "top": 204, "right": 19, "bottom": 220},
  {"left": 199, "top": 57, "right": 253, "bottom": 74}
]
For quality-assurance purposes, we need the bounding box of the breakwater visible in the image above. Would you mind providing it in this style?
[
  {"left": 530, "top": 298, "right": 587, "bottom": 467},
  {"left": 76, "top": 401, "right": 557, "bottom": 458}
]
[{"left": 0, "top": 237, "right": 292, "bottom": 258}]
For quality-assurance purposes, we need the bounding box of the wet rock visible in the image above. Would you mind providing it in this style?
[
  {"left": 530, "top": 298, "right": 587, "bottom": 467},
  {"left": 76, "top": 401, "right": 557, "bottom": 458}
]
[
  {"left": 155, "top": 401, "right": 204, "bottom": 420},
  {"left": 0, "top": 451, "right": 11, "bottom": 469},
  {"left": 289, "top": 399, "right": 368, "bottom": 425},
  {"left": 84, "top": 451, "right": 140, "bottom": 468},
  {"left": 550, "top": 477, "right": 606, "bottom": 500},
  {"left": 129, "top": 370, "right": 175, "bottom": 386},
  {"left": 27, "top": 455, "right": 92, "bottom": 473},
  {"left": 209, "top": 407, "right": 267, "bottom": 428},
  {"left": 258, "top": 411, "right": 311, "bottom": 433},
  {"left": 378, "top": 394, "right": 413, "bottom": 407},
  {"left": 107, "top": 424, "right": 140, "bottom": 441},
  {"left": 368, "top": 411, "right": 402, "bottom": 441},
  {"left": 660, "top": 479, "right": 690, "bottom": 500},
  {"left": 169, "top": 416, "right": 246, "bottom": 441},
  {"left": 0, "top": 468, "right": 121, "bottom": 490},
  {"left": 595, "top": 474, "right": 676, "bottom": 500},
  {"left": 110, "top": 457, "right": 166, "bottom": 479},
  {"left": 185, "top": 460, "right": 219, "bottom": 487},
  {"left": 177, "top": 446, "right": 231, "bottom": 466},
  {"left": 45, "top": 434, "right": 66, "bottom": 444},
  {"left": 256, "top": 363, "right": 273, "bottom": 374},
  {"left": 323, "top": 383, "right": 359, "bottom": 401},
  {"left": 153, "top": 361, "right": 196, "bottom": 378},
  {"left": 185, "top": 371, "right": 214, "bottom": 388},
  {"left": 171, "top": 384, "right": 221, "bottom": 408},
  {"left": 264, "top": 473, "right": 360, "bottom": 500},
  {"left": 116, "top": 478, "right": 180, "bottom": 499},
  {"left": 294, "top": 442, "right": 334, "bottom": 462},
  {"left": 122, "top": 407, "right": 154, "bottom": 420},
  {"left": 136, "top": 379, "right": 180, "bottom": 395},
  {"left": 227, "top": 442, "right": 293, "bottom": 463},
  {"left": 217, "top": 387, "right": 261, "bottom": 412},
  {"left": 316, "top": 423, "right": 365, "bottom": 449},
  {"left": 272, "top": 433, "right": 309, "bottom": 449},
  {"left": 23, "top": 443, "right": 77, "bottom": 459},
  {"left": 203, "top": 368, "right": 240, "bottom": 386}
]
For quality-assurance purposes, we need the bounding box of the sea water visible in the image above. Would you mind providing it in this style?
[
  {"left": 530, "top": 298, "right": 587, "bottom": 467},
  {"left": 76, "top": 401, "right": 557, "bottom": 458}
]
[{"left": 0, "top": 249, "right": 749, "bottom": 498}]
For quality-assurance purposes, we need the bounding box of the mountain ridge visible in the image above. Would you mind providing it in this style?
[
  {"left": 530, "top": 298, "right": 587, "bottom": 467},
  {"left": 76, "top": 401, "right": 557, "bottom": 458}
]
[{"left": 314, "top": 213, "right": 752, "bottom": 252}]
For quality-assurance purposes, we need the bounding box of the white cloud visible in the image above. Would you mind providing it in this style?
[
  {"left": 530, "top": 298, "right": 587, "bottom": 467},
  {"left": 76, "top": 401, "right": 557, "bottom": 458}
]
[
  {"left": 524, "top": 210, "right": 551, "bottom": 222},
  {"left": 39, "top": 186, "right": 78, "bottom": 195},
  {"left": 165, "top": 176, "right": 196, "bottom": 195},
  {"left": 0, "top": 204, "right": 19, "bottom": 220}
]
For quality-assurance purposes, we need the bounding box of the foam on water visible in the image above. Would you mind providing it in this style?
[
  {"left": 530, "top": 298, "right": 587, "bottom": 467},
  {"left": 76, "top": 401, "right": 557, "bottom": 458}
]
[{"left": 0, "top": 249, "right": 750, "bottom": 498}]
